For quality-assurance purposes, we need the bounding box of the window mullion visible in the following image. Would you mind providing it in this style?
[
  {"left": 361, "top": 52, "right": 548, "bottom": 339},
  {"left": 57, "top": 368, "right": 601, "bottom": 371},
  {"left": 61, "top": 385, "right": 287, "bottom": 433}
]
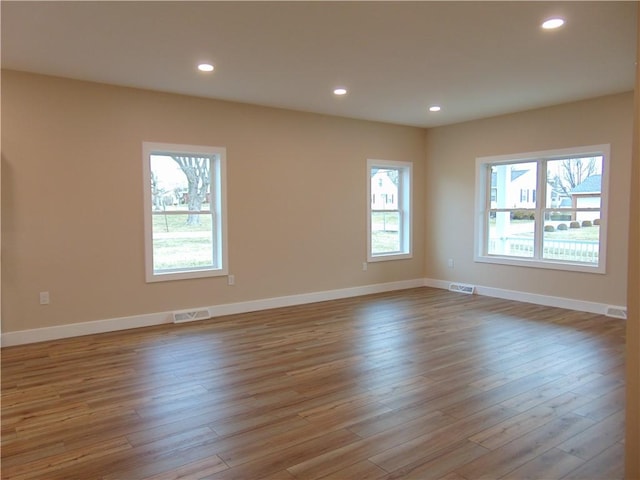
[{"left": 533, "top": 159, "right": 545, "bottom": 260}]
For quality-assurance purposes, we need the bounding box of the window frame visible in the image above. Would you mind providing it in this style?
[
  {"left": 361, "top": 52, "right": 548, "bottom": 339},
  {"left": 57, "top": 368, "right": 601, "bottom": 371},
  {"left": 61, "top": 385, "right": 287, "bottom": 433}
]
[
  {"left": 474, "top": 144, "right": 609, "bottom": 274},
  {"left": 142, "top": 141, "right": 228, "bottom": 283},
  {"left": 367, "top": 159, "right": 413, "bottom": 262}
]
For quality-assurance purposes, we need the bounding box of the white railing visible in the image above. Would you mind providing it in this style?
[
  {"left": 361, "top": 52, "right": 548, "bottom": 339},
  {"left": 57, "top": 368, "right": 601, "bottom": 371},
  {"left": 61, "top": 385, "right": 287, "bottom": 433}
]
[
  {"left": 542, "top": 238, "right": 599, "bottom": 263},
  {"left": 489, "top": 237, "right": 599, "bottom": 264}
]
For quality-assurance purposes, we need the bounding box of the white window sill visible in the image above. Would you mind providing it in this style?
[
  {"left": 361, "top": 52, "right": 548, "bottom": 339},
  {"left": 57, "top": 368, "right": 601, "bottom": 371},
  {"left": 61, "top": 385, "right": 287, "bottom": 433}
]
[
  {"left": 368, "top": 252, "right": 413, "bottom": 263},
  {"left": 474, "top": 254, "right": 605, "bottom": 274}
]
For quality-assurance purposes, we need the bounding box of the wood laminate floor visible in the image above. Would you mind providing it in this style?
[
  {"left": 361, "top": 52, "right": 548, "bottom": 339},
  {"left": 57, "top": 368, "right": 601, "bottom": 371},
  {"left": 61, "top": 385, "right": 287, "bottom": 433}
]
[{"left": 1, "top": 287, "right": 626, "bottom": 480}]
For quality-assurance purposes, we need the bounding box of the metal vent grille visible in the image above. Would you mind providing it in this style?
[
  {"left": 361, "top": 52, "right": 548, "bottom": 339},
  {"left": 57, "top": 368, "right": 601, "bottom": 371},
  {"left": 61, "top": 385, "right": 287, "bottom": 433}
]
[
  {"left": 448, "top": 283, "right": 476, "bottom": 295},
  {"left": 173, "top": 309, "right": 211, "bottom": 323}
]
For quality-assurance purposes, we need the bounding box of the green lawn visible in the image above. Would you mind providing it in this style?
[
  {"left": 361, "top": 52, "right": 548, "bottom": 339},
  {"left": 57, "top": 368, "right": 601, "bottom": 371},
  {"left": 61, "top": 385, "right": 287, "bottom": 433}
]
[
  {"left": 152, "top": 213, "right": 214, "bottom": 270},
  {"left": 489, "top": 218, "right": 600, "bottom": 242},
  {"left": 543, "top": 225, "right": 600, "bottom": 241},
  {"left": 371, "top": 212, "right": 400, "bottom": 253},
  {"left": 152, "top": 212, "right": 212, "bottom": 233}
]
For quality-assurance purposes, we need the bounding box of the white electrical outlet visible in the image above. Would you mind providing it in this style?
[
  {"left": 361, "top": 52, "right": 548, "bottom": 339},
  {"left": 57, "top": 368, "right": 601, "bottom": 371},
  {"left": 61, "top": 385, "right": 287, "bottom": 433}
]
[
  {"left": 362, "top": 262, "right": 368, "bottom": 271},
  {"left": 228, "top": 274, "right": 235, "bottom": 286},
  {"left": 447, "top": 258, "right": 454, "bottom": 269},
  {"left": 39, "top": 291, "right": 50, "bottom": 305}
]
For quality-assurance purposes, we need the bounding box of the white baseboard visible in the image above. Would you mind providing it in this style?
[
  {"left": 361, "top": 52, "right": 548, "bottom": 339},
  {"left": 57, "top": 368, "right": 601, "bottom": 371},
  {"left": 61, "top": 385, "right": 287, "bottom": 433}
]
[
  {"left": 0, "top": 278, "right": 424, "bottom": 347},
  {"left": 0, "top": 311, "right": 172, "bottom": 348},
  {"left": 2, "top": 277, "right": 623, "bottom": 347},
  {"left": 423, "top": 277, "right": 626, "bottom": 317}
]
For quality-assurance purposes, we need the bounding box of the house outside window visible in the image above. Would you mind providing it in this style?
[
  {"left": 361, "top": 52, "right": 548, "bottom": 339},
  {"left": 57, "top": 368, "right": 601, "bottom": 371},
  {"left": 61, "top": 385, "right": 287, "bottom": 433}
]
[
  {"left": 143, "top": 142, "right": 228, "bottom": 282},
  {"left": 475, "top": 145, "right": 609, "bottom": 273},
  {"left": 367, "top": 159, "right": 412, "bottom": 261}
]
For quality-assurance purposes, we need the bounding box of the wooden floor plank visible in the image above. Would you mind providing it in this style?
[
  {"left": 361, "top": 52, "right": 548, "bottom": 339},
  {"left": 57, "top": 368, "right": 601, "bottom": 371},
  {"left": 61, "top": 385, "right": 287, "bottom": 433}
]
[
  {"left": 556, "top": 409, "right": 625, "bottom": 460},
  {"left": 560, "top": 441, "right": 625, "bottom": 480},
  {"left": 499, "top": 447, "right": 584, "bottom": 480},
  {"left": 368, "top": 404, "right": 519, "bottom": 473},
  {"left": 383, "top": 440, "right": 490, "bottom": 480},
  {"left": 0, "top": 287, "right": 626, "bottom": 480},
  {"left": 287, "top": 410, "right": 454, "bottom": 480},
  {"left": 140, "top": 454, "right": 228, "bottom": 480},
  {"left": 453, "top": 414, "right": 597, "bottom": 480}
]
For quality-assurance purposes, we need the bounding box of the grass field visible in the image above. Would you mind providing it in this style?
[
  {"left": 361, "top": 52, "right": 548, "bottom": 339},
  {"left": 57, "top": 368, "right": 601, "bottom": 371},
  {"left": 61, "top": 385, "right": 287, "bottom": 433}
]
[
  {"left": 371, "top": 212, "right": 400, "bottom": 253},
  {"left": 152, "top": 213, "right": 214, "bottom": 270}
]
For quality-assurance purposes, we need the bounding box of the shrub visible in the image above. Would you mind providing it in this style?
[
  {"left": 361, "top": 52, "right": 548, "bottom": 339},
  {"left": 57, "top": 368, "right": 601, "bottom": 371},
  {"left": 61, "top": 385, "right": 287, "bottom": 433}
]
[
  {"left": 582, "top": 220, "right": 593, "bottom": 227},
  {"left": 557, "top": 223, "right": 568, "bottom": 231},
  {"left": 544, "top": 225, "right": 555, "bottom": 232},
  {"left": 550, "top": 212, "right": 571, "bottom": 221},
  {"left": 511, "top": 210, "right": 535, "bottom": 220},
  {"left": 594, "top": 218, "right": 600, "bottom": 225},
  {"left": 569, "top": 221, "right": 580, "bottom": 229}
]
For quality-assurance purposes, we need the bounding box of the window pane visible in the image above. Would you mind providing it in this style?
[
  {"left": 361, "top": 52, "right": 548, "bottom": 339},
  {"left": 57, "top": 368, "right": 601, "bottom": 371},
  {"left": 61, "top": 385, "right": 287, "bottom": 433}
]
[
  {"left": 150, "top": 154, "right": 211, "bottom": 212},
  {"left": 371, "top": 211, "right": 400, "bottom": 254},
  {"left": 490, "top": 162, "right": 537, "bottom": 209},
  {"left": 371, "top": 168, "right": 399, "bottom": 211},
  {"left": 488, "top": 211, "right": 535, "bottom": 258},
  {"left": 152, "top": 214, "right": 214, "bottom": 272},
  {"left": 542, "top": 213, "right": 600, "bottom": 264},
  {"left": 546, "top": 156, "right": 602, "bottom": 208},
  {"left": 477, "top": 145, "right": 608, "bottom": 272}
]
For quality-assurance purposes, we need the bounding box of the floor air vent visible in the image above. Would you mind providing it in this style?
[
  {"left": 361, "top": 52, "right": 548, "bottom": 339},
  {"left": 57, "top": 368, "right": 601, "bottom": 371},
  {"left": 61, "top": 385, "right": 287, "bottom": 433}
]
[
  {"left": 449, "top": 283, "right": 476, "bottom": 295},
  {"left": 605, "top": 306, "right": 627, "bottom": 319},
  {"left": 173, "top": 309, "right": 211, "bottom": 323}
]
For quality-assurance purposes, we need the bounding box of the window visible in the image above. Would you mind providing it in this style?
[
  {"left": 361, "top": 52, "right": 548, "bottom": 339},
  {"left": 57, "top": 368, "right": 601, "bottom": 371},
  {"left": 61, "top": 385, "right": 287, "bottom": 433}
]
[
  {"left": 475, "top": 145, "right": 609, "bottom": 273},
  {"left": 143, "top": 142, "right": 228, "bottom": 282},
  {"left": 367, "top": 159, "right": 412, "bottom": 261}
]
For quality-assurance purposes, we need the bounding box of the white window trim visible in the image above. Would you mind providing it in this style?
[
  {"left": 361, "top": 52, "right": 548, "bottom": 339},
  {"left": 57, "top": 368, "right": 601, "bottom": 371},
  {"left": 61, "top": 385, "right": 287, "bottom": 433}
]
[
  {"left": 143, "top": 142, "right": 228, "bottom": 282},
  {"left": 474, "top": 144, "right": 609, "bottom": 274},
  {"left": 367, "top": 159, "right": 413, "bottom": 262}
]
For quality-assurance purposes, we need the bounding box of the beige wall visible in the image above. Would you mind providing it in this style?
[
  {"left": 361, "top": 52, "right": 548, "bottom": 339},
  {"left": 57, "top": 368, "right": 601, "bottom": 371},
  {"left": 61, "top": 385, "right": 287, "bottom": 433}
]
[
  {"left": 625, "top": 9, "right": 640, "bottom": 479},
  {"left": 425, "top": 93, "right": 633, "bottom": 306},
  {"left": 1, "top": 70, "right": 426, "bottom": 332},
  {"left": 2, "top": 66, "right": 638, "bottom": 474},
  {"left": 1, "top": 71, "right": 634, "bottom": 332}
]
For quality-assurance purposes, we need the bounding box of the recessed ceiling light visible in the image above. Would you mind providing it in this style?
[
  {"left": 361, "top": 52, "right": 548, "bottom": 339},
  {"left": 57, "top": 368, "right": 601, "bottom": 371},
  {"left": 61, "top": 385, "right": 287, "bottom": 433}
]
[
  {"left": 429, "top": 105, "right": 441, "bottom": 112},
  {"left": 542, "top": 18, "right": 565, "bottom": 30},
  {"left": 197, "top": 63, "right": 215, "bottom": 72},
  {"left": 333, "top": 88, "right": 347, "bottom": 96}
]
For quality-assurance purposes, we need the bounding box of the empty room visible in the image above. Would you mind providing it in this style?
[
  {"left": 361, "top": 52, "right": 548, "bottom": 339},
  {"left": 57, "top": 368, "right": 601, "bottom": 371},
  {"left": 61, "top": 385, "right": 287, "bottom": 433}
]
[{"left": 1, "top": 2, "right": 639, "bottom": 479}]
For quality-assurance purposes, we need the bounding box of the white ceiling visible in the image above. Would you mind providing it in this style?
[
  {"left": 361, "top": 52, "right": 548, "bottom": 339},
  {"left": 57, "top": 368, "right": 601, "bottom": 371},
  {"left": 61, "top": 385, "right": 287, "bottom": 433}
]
[{"left": 1, "top": 1, "right": 636, "bottom": 128}]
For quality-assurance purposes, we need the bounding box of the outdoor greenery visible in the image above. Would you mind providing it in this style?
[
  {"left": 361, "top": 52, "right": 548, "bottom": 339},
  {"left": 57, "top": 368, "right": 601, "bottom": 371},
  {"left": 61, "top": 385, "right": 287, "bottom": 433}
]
[
  {"left": 152, "top": 211, "right": 212, "bottom": 233},
  {"left": 489, "top": 218, "right": 600, "bottom": 263},
  {"left": 372, "top": 231, "right": 400, "bottom": 253},
  {"left": 153, "top": 237, "right": 213, "bottom": 270},
  {"left": 489, "top": 218, "right": 600, "bottom": 241},
  {"left": 152, "top": 212, "right": 213, "bottom": 270},
  {"left": 542, "top": 225, "right": 599, "bottom": 241},
  {"left": 371, "top": 211, "right": 400, "bottom": 253}
]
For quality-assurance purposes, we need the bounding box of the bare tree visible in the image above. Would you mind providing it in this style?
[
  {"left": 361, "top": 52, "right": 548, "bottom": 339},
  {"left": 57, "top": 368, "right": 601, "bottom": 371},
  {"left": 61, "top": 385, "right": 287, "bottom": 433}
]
[
  {"left": 171, "top": 156, "right": 210, "bottom": 225},
  {"left": 549, "top": 157, "right": 599, "bottom": 197},
  {"left": 151, "top": 171, "right": 164, "bottom": 211}
]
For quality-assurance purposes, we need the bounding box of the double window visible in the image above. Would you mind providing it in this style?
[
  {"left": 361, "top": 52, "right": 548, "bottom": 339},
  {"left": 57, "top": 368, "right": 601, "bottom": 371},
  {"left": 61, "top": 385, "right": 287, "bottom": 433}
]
[
  {"left": 367, "top": 159, "right": 412, "bottom": 261},
  {"left": 475, "top": 145, "right": 609, "bottom": 273},
  {"left": 143, "top": 142, "right": 228, "bottom": 282}
]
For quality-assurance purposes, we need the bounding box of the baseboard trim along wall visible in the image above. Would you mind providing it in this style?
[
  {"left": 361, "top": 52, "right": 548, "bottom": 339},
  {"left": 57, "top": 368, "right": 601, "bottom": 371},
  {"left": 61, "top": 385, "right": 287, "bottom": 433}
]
[
  {"left": 424, "top": 278, "right": 628, "bottom": 319},
  {"left": 0, "top": 279, "right": 424, "bottom": 347},
  {"left": 1, "top": 277, "right": 626, "bottom": 347}
]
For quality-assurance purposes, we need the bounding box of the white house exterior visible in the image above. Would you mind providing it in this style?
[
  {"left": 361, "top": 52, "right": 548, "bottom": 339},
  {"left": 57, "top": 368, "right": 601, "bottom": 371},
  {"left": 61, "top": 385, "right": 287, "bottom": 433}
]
[
  {"left": 490, "top": 164, "right": 540, "bottom": 210},
  {"left": 571, "top": 174, "right": 602, "bottom": 222},
  {"left": 371, "top": 170, "right": 398, "bottom": 210}
]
